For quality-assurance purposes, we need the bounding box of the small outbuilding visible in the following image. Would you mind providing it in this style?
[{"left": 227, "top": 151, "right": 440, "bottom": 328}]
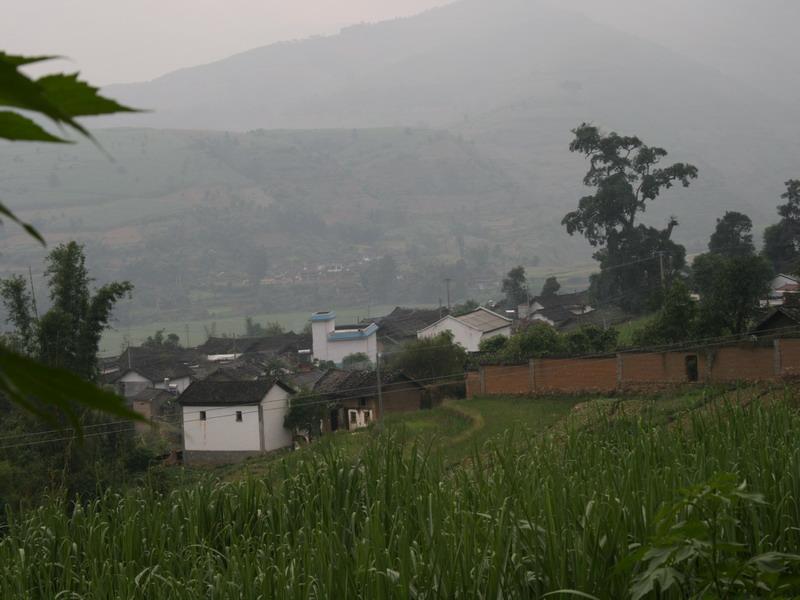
[
  {"left": 417, "top": 307, "right": 512, "bottom": 352},
  {"left": 314, "top": 369, "right": 426, "bottom": 431},
  {"left": 179, "top": 380, "right": 295, "bottom": 464}
]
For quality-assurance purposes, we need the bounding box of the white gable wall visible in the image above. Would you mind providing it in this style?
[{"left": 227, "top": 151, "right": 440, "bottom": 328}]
[
  {"left": 419, "top": 317, "right": 512, "bottom": 352},
  {"left": 182, "top": 385, "right": 294, "bottom": 454},
  {"left": 418, "top": 317, "right": 482, "bottom": 352},
  {"left": 324, "top": 335, "right": 378, "bottom": 365},
  {"left": 480, "top": 326, "right": 512, "bottom": 346},
  {"left": 117, "top": 371, "right": 152, "bottom": 398},
  {"left": 261, "top": 384, "right": 293, "bottom": 452},
  {"left": 183, "top": 403, "right": 262, "bottom": 452},
  {"left": 155, "top": 376, "right": 192, "bottom": 394}
]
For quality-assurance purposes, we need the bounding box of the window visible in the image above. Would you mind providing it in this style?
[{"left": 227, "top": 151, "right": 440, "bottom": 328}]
[
  {"left": 685, "top": 355, "right": 699, "bottom": 382},
  {"left": 363, "top": 410, "right": 371, "bottom": 423},
  {"left": 359, "top": 397, "right": 367, "bottom": 408},
  {"left": 199, "top": 411, "right": 207, "bottom": 421},
  {"left": 235, "top": 411, "right": 243, "bottom": 422},
  {"left": 349, "top": 410, "right": 357, "bottom": 424}
]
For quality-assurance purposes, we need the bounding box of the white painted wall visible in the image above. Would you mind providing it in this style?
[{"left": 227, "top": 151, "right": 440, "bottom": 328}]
[
  {"left": 182, "top": 385, "right": 293, "bottom": 454},
  {"left": 480, "top": 327, "right": 512, "bottom": 347},
  {"left": 118, "top": 371, "right": 151, "bottom": 397},
  {"left": 312, "top": 317, "right": 336, "bottom": 361},
  {"left": 261, "top": 384, "right": 293, "bottom": 452},
  {"left": 418, "top": 317, "right": 511, "bottom": 352},
  {"left": 183, "top": 403, "right": 262, "bottom": 452},
  {"left": 324, "top": 334, "right": 378, "bottom": 365},
  {"left": 155, "top": 376, "right": 192, "bottom": 394},
  {"left": 346, "top": 408, "right": 374, "bottom": 430}
]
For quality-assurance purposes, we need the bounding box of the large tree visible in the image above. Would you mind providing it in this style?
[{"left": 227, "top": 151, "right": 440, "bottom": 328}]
[
  {"left": 1, "top": 242, "right": 132, "bottom": 380},
  {"left": 502, "top": 266, "right": 527, "bottom": 306},
  {"left": 691, "top": 252, "right": 772, "bottom": 336},
  {"left": 764, "top": 179, "right": 800, "bottom": 273},
  {"left": 708, "top": 211, "right": 755, "bottom": 257},
  {"left": 563, "top": 124, "right": 698, "bottom": 312},
  {"left": 540, "top": 276, "right": 561, "bottom": 298}
]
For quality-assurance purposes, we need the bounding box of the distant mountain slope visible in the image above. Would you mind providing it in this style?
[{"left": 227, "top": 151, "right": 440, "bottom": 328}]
[
  {"left": 560, "top": 0, "right": 800, "bottom": 104},
  {"left": 100, "top": 0, "right": 799, "bottom": 240}
]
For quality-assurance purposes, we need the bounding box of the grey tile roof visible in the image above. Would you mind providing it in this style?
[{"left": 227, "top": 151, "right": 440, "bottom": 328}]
[
  {"left": 456, "top": 308, "right": 511, "bottom": 333},
  {"left": 178, "top": 380, "right": 292, "bottom": 406}
]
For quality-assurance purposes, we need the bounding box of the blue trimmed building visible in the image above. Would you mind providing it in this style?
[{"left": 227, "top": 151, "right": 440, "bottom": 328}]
[{"left": 311, "top": 311, "right": 379, "bottom": 366}]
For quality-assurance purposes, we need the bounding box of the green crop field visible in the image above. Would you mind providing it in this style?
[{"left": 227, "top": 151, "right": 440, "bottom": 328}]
[{"left": 3, "top": 387, "right": 800, "bottom": 598}]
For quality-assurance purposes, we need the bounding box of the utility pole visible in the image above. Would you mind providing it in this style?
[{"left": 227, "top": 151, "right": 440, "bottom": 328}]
[
  {"left": 185, "top": 324, "right": 191, "bottom": 348},
  {"left": 445, "top": 278, "right": 452, "bottom": 311},
  {"left": 376, "top": 351, "right": 384, "bottom": 428},
  {"left": 27, "top": 266, "right": 39, "bottom": 321},
  {"left": 656, "top": 250, "right": 666, "bottom": 291}
]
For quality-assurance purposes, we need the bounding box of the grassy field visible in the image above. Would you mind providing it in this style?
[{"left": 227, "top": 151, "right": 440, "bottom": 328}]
[
  {"left": 3, "top": 387, "right": 800, "bottom": 598},
  {"left": 99, "top": 304, "right": 400, "bottom": 356}
]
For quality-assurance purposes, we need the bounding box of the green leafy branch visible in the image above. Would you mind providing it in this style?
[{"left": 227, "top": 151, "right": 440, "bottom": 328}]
[
  {"left": 0, "top": 51, "right": 138, "bottom": 243},
  {"left": 0, "top": 49, "right": 143, "bottom": 429}
]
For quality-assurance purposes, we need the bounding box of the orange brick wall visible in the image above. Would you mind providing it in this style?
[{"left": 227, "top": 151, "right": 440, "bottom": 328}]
[
  {"left": 466, "top": 372, "right": 481, "bottom": 398},
  {"left": 620, "top": 352, "right": 709, "bottom": 385},
  {"left": 710, "top": 347, "right": 775, "bottom": 382},
  {"left": 534, "top": 357, "right": 617, "bottom": 393},
  {"left": 780, "top": 340, "right": 800, "bottom": 376},
  {"left": 471, "top": 344, "right": 784, "bottom": 397},
  {"left": 482, "top": 364, "right": 531, "bottom": 395}
]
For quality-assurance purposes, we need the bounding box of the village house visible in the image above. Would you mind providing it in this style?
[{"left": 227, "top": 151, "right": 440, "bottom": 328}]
[
  {"left": 530, "top": 305, "right": 577, "bottom": 329},
  {"left": 111, "top": 347, "right": 195, "bottom": 398},
  {"left": 197, "top": 332, "right": 311, "bottom": 363},
  {"left": 179, "top": 380, "right": 295, "bottom": 464},
  {"left": 518, "top": 290, "right": 594, "bottom": 320},
  {"left": 417, "top": 307, "right": 512, "bottom": 352},
  {"left": 753, "top": 296, "right": 800, "bottom": 336},
  {"left": 368, "top": 306, "right": 448, "bottom": 351},
  {"left": 129, "top": 388, "right": 181, "bottom": 442},
  {"left": 768, "top": 274, "right": 800, "bottom": 307},
  {"left": 311, "top": 311, "right": 378, "bottom": 365},
  {"left": 314, "top": 369, "right": 426, "bottom": 431}
]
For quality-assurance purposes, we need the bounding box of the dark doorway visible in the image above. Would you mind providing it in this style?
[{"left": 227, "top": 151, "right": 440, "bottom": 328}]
[
  {"left": 685, "top": 355, "right": 699, "bottom": 382},
  {"left": 329, "top": 409, "right": 339, "bottom": 432}
]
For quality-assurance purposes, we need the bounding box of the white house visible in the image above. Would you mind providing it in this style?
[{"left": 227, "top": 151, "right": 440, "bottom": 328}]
[
  {"left": 311, "top": 311, "right": 378, "bottom": 365},
  {"left": 768, "top": 274, "right": 800, "bottom": 307},
  {"left": 417, "top": 307, "right": 512, "bottom": 352},
  {"left": 113, "top": 361, "right": 193, "bottom": 398},
  {"left": 179, "top": 380, "right": 295, "bottom": 464}
]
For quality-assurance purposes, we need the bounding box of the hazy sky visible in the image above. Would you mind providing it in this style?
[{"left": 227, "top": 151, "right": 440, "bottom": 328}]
[{"left": 3, "top": 0, "right": 450, "bottom": 85}]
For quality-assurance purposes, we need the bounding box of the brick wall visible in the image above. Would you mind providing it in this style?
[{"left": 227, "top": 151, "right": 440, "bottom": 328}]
[
  {"left": 482, "top": 364, "right": 532, "bottom": 395},
  {"left": 467, "top": 339, "right": 799, "bottom": 398},
  {"left": 710, "top": 347, "right": 775, "bottom": 382},
  {"left": 620, "top": 352, "right": 708, "bottom": 386},
  {"left": 465, "top": 372, "right": 481, "bottom": 398},
  {"left": 535, "top": 357, "right": 617, "bottom": 393},
  {"left": 779, "top": 339, "right": 800, "bottom": 376}
]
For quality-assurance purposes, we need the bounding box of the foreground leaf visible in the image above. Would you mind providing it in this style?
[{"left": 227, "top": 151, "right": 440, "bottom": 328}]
[
  {"left": 0, "top": 200, "right": 45, "bottom": 245},
  {"left": 0, "top": 347, "right": 144, "bottom": 435},
  {"left": 0, "top": 110, "right": 66, "bottom": 142}
]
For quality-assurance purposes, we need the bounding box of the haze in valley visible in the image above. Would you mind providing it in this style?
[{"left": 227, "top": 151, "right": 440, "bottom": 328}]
[{"left": 1, "top": 0, "right": 798, "bottom": 350}]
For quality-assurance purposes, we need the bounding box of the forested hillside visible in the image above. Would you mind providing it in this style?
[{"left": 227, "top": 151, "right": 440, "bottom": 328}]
[{"left": 2, "top": 0, "right": 798, "bottom": 328}]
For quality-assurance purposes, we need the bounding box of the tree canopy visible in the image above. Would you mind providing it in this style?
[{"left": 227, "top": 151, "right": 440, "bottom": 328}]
[
  {"left": 563, "top": 123, "right": 698, "bottom": 312},
  {"left": 540, "top": 276, "right": 561, "bottom": 298},
  {"left": 764, "top": 180, "right": 800, "bottom": 273},
  {"left": 1, "top": 242, "right": 133, "bottom": 380},
  {"left": 387, "top": 332, "right": 467, "bottom": 381},
  {"left": 501, "top": 266, "right": 527, "bottom": 306},
  {"left": 708, "top": 211, "right": 755, "bottom": 257},
  {"left": 143, "top": 329, "right": 182, "bottom": 350}
]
